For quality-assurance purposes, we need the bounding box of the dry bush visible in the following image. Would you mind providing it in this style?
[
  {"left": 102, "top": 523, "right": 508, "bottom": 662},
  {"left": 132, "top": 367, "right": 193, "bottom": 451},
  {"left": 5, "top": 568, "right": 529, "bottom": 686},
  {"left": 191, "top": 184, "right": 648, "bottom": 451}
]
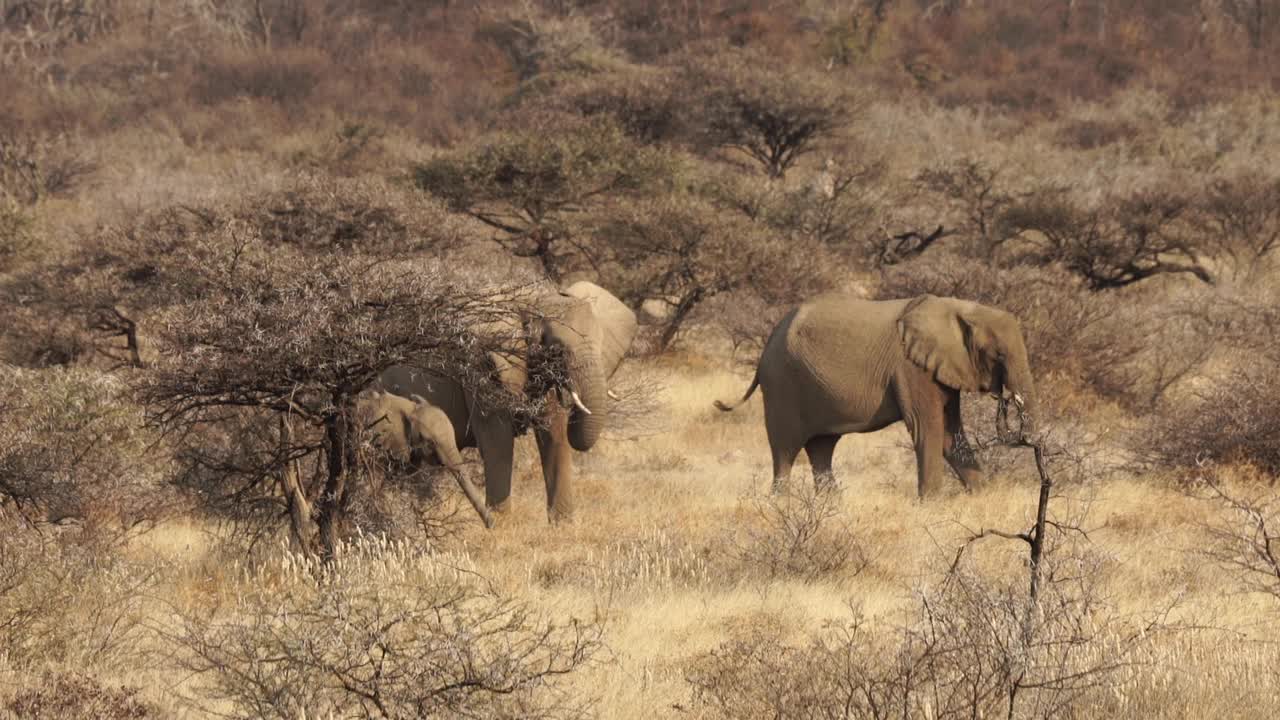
[
  {"left": 1145, "top": 362, "right": 1280, "bottom": 478},
  {"left": 523, "top": 63, "right": 684, "bottom": 145},
  {"left": 728, "top": 484, "right": 866, "bottom": 583},
  {"left": 1, "top": 173, "right": 466, "bottom": 367},
  {"left": 168, "top": 535, "right": 601, "bottom": 720},
  {"left": 0, "top": 129, "right": 96, "bottom": 205},
  {"left": 135, "top": 227, "right": 535, "bottom": 556},
  {"left": 1196, "top": 477, "right": 1280, "bottom": 605},
  {"left": 1000, "top": 185, "right": 1214, "bottom": 290},
  {"left": 675, "top": 44, "right": 855, "bottom": 179},
  {"left": 0, "top": 366, "right": 170, "bottom": 530},
  {"left": 1195, "top": 172, "right": 1280, "bottom": 279},
  {"left": 0, "top": 519, "right": 158, "bottom": 672},
  {"left": 689, "top": 544, "right": 1159, "bottom": 719},
  {"left": 188, "top": 45, "right": 323, "bottom": 109},
  {"left": 597, "top": 192, "right": 838, "bottom": 352},
  {"left": 0, "top": 200, "right": 34, "bottom": 270},
  {"left": 4, "top": 671, "right": 156, "bottom": 720},
  {"left": 413, "top": 115, "right": 673, "bottom": 281}
]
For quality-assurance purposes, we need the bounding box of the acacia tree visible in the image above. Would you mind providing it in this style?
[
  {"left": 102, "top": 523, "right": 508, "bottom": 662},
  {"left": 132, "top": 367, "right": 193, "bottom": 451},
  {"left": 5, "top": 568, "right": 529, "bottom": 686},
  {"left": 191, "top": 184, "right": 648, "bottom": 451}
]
[
  {"left": 598, "top": 194, "right": 835, "bottom": 352},
  {"left": 678, "top": 47, "right": 852, "bottom": 179},
  {"left": 136, "top": 226, "right": 532, "bottom": 557},
  {"left": 413, "top": 115, "right": 671, "bottom": 282},
  {"left": 1003, "top": 187, "right": 1214, "bottom": 289}
]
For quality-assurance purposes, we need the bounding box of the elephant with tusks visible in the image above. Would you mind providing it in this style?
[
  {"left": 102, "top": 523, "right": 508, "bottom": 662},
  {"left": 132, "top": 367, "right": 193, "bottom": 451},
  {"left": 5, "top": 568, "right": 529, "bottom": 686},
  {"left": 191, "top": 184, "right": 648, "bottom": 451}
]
[
  {"left": 717, "top": 293, "right": 1037, "bottom": 497},
  {"left": 372, "top": 281, "right": 637, "bottom": 526}
]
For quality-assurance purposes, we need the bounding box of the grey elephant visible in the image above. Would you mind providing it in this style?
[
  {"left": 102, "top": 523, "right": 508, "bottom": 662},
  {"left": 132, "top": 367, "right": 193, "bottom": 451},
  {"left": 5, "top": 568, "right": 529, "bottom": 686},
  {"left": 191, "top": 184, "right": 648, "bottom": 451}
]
[
  {"left": 376, "top": 280, "right": 637, "bottom": 523},
  {"left": 716, "top": 293, "right": 1037, "bottom": 497},
  {"left": 356, "top": 389, "right": 493, "bottom": 526}
]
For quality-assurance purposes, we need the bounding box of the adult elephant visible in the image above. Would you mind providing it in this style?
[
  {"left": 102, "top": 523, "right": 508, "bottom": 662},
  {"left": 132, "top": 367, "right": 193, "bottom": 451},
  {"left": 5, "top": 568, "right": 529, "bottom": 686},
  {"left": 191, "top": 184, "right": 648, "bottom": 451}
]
[
  {"left": 377, "top": 281, "right": 637, "bottom": 523},
  {"left": 715, "top": 293, "right": 1037, "bottom": 497},
  {"left": 355, "top": 389, "right": 493, "bottom": 527}
]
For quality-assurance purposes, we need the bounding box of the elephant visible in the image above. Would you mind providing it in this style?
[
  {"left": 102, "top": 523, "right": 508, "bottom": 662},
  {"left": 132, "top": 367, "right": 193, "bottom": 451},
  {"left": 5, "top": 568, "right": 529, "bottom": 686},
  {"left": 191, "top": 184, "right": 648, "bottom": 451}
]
[
  {"left": 355, "top": 388, "right": 493, "bottom": 527},
  {"left": 375, "top": 280, "right": 637, "bottom": 523},
  {"left": 715, "top": 293, "right": 1037, "bottom": 497}
]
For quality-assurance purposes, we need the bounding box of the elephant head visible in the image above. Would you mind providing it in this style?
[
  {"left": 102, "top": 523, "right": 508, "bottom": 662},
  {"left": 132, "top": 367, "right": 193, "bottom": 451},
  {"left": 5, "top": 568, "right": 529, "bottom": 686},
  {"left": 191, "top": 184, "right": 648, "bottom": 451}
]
[
  {"left": 355, "top": 389, "right": 493, "bottom": 527},
  {"left": 526, "top": 281, "right": 637, "bottom": 453},
  {"left": 897, "top": 295, "right": 1038, "bottom": 439}
]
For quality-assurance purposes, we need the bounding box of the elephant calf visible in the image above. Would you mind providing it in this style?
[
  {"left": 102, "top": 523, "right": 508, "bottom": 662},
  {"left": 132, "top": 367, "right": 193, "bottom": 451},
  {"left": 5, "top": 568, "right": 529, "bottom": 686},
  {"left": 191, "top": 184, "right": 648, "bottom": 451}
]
[
  {"left": 355, "top": 389, "right": 493, "bottom": 527},
  {"left": 716, "top": 293, "right": 1037, "bottom": 497}
]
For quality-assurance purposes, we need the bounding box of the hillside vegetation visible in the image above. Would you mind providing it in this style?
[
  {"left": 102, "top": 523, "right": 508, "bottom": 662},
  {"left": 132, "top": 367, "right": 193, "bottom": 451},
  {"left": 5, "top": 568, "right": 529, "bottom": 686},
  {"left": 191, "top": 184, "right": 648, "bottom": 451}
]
[{"left": 3, "top": 1, "right": 1280, "bottom": 717}]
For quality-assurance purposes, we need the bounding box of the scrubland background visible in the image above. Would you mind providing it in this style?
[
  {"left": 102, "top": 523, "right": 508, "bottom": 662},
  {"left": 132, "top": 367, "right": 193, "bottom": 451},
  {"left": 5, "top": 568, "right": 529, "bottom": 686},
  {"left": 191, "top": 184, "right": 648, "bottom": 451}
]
[{"left": 3, "top": 1, "right": 1280, "bottom": 718}]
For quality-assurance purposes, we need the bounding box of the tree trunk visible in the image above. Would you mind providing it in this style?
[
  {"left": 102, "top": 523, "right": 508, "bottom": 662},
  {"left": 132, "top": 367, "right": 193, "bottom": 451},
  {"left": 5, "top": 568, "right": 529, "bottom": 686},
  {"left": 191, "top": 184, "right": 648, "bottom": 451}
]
[
  {"left": 277, "top": 415, "right": 317, "bottom": 554},
  {"left": 315, "top": 403, "right": 355, "bottom": 559},
  {"left": 657, "top": 288, "right": 705, "bottom": 352}
]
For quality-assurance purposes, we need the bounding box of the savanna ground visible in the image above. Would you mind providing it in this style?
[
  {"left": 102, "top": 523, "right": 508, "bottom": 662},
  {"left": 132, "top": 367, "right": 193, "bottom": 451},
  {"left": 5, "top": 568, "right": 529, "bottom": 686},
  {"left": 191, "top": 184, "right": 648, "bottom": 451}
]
[{"left": 5, "top": 1, "right": 1280, "bottom": 718}]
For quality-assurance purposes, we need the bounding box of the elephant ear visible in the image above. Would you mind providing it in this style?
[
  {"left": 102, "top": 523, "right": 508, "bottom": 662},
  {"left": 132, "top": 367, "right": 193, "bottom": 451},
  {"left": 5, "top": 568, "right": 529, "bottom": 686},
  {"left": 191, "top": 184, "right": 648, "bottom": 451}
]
[
  {"left": 897, "top": 295, "right": 982, "bottom": 392},
  {"left": 562, "top": 281, "right": 638, "bottom": 377}
]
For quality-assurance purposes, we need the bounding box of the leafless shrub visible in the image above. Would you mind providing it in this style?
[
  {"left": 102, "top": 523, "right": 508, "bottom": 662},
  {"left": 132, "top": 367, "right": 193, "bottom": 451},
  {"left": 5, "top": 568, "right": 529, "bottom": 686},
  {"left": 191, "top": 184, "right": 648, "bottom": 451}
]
[
  {"left": 914, "top": 158, "right": 1025, "bottom": 259},
  {"left": 413, "top": 115, "right": 672, "bottom": 281},
  {"left": 0, "top": 130, "right": 96, "bottom": 205},
  {"left": 1196, "top": 477, "right": 1280, "bottom": 605},
  {"left": 1001, "top": 186, "right": 1214, "bottom": 289},
  {"left": 729, "top": 484, "right": 866, "bottom": 582},
  {"left": 529, "top": 65, "right": 684, "bottom": 145},
  {"left": 696, "top": 290, "right": 788, "bottom": 366},
  {"left": 1146, "top": 361, "right": 1280, "bottom": 478},
  {"left": 189, "top": 45, "right": 323, "bottom": 108},
  {"left": 4, "top": 671, "right": 156, "bottom": 719},
  {"left": 676, "top": 45, "right": 855, "bottom": 179},
  {"left": 598, "top": 193, "right": 837, "bottom": 352},
  {"left": 134, "top": 225, "right": 536, "bottom": 556},
  {"left": 0, "top": 518, "right": 158, "bottom": 671},
  {"left": 0, "top": 366, "right": 171, "bottom": 531},
  {"left": 167, "top": 535, "right": 601, "bottom": 719},
  {"left": 1055, "top": 118, "right": 1140, "bottom": 150},
  {"left": 0, "top": 199, "right": 34, "bottom": 270},
  {"left": 689, "top": 550, "right": 1154, "bottom": 720},
  {"left": 1195, "top": 172, "right": 1280, "bottom": 278}
]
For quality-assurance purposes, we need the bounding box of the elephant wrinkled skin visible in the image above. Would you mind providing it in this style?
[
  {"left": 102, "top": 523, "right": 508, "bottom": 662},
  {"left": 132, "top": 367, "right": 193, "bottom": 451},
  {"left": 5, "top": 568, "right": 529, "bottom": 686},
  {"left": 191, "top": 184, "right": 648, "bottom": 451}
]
[
  {"left": 376, "top": 281, "right": 637, "bottom": 524},
  {"left": 716, "top": 293, "right": 1037, "bottom": 497}
]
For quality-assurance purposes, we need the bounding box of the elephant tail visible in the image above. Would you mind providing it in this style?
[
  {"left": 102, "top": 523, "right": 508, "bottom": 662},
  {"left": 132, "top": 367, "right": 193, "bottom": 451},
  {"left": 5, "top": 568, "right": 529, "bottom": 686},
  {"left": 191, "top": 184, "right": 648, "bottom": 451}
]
[{"left": 714, "top": 375, "right": 760, "bottom": 412}]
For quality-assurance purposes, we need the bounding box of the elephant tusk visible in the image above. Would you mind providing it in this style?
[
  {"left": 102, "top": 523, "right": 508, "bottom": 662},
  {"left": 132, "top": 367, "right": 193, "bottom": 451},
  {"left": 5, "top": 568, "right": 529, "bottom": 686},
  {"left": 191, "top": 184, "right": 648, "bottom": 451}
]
[
  {"left": 1012, "top": 392, "right": 1025, "bottom": 409},
  {"left": 569, "top": 390, "right": 593, "bottom": 415},
  {"left": 607, "top": 389, "right": 621, "bottom": 401}
]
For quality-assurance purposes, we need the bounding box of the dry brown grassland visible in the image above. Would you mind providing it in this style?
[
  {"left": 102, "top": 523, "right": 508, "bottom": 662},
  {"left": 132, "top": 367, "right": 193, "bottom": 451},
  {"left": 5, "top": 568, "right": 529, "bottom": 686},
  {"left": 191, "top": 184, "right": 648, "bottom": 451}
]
[{"left": 6, "top": 2, "right": 1280, "bottom": 718}]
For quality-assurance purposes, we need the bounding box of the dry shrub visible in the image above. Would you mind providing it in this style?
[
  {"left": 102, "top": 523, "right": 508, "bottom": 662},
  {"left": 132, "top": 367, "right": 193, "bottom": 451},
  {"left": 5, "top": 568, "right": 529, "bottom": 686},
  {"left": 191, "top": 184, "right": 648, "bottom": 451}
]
[
  {"left": 189, "top": 45, "right": 323, "bottom": 109},
  {"left": 0, "top": 366, "right": 171, "bottom": 530},
  {"left": 169, "top": 535, "right": 601, "bottom": 719},
  {"left": 729, "top": 485, "right": 866, "bottom": 583},
  {"left": 5, "top": 671, "right": 156, "bottom": 720},
  {"left": 0, "top": 520, "right": 158, "bottom": 671},
  {"left": 0, "top": 129, "right": 96, "bottom": 205},
  {"left": 1145, "top": 362, "right": 1280, "bottom": 478},
  {"left": 689, "top": 545, "right": 1157, "bottom": 719},
  {"left": 1196, "top": 477, "right": 1280, "bottom": 605}
]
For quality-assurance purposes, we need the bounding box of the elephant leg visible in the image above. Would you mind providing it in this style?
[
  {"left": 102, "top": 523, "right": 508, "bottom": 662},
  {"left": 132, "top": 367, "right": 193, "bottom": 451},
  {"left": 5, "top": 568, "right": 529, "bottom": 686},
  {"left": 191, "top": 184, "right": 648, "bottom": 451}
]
[
  {"left": 903, "top": 396, "right": 948, "bottom": 498},
  {"left": 804, "top": 434, "right": 840, "bottom": 491},
  {"left": 769, "top": 442, "right": 801, "bottom": 494},
  {"left": 472, "top": 412, "right": 515, "bottom": 513},
  {"left": 942, "top": 391, "right": 983, "bottom": 491},
  {"left": 535, "top": 399, "right": 574, "bottom": 523}
]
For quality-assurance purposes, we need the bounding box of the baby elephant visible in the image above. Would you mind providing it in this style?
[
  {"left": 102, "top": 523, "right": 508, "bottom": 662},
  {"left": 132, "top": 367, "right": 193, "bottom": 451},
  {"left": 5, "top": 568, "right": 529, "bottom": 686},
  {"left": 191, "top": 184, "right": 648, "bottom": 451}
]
[{"left": 355, "top": 389, "right": 493, "bottom": 527}]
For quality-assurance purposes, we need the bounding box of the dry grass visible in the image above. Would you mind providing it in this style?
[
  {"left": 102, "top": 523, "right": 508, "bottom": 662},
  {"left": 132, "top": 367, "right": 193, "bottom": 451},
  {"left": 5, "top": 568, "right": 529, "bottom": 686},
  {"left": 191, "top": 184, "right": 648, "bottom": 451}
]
[{"left": 5, "top": 361, "right": 1272, "bottom": 717}]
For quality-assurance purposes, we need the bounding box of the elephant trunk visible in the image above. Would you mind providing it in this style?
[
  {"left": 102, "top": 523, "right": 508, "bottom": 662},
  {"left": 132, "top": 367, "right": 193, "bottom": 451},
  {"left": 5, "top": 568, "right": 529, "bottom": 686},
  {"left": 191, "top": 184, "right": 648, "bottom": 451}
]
[
  {"left": 566, "top": 353, "right": 607, "bottom": 452},
  {"left": 1005, "top": 353, "right": 1038, "bottom": 440}
]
